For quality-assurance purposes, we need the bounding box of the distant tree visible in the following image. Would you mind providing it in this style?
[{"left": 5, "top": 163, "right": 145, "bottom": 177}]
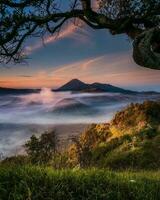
[
  {"left": 25, "top": 130, "right": 58, "bottom": 165},
  {"left": 0, "top": 0, "right": 159, "bottom": 69}
]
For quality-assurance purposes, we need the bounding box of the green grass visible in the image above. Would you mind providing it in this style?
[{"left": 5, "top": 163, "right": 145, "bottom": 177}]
[
  {"left": 1, "top": 101, "right": 160, "bottom": 199},
  {"left": 0, "top": 166, "right": 160, "bottom": 200}
]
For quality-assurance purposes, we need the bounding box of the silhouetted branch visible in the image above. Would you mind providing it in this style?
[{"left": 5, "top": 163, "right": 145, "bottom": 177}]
[{"left": 0, "top": 0, "right": 159, "bottom": 69}]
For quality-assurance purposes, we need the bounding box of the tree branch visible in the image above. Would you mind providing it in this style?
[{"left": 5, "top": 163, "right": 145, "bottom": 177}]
[{"left": 0, "top": 0, "right": 159, "bottom": 69}]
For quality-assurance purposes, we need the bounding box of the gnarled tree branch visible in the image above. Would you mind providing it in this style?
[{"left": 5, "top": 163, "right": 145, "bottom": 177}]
[{"left": 0, "top": 0, "right": 159, "bottom": 69}]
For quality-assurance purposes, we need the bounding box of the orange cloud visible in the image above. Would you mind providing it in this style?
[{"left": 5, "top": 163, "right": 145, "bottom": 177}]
[
  {"left": 51, "top": 52, "right": 160, "bottom": 87},
  {"left": 1, "top": 52, "right": 160, "bottom": 89},
  {"left": 0, "top": 70, "right": 63, "bottom": 89}
]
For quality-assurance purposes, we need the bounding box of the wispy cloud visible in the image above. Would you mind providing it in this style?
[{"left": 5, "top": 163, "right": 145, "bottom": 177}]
[
  {"left": 24, "top": 24, "right": 76, "bottom": 55},
  {"left": 81, "top": 56, "right": 104, "bottom": 70},
  {"left": 24, "top": 21, "right": 90, "bottom": 55},
  {"left": 23, "top": 1, "right": 99, "bottom": 55},
  {"left": 51, "top": 56, "right": 104, "bottom": 75},
  {"left": 1, "top": 52, "right": 160, "bottom": 89},
  {"left": 17, "top": 75, "right": 33, "bottom": 78},
  {"left": 51, "top": 52, "right": 160, "bottom": 87}
]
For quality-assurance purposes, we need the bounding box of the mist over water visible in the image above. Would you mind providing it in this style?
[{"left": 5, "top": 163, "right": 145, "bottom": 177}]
[{"left": 0, "top": 88, "right": 160, "bottom": 156}]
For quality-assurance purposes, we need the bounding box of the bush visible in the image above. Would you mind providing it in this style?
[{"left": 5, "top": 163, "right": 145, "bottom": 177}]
[
  {"left": 111, "top": 101, "right": 160, "bottom": 130},
  {"left": 68, "top": 125, "right": 112, "bottom": 168},
  {"left": 25, "top": 130, "right": 58, "bottom": 165},
  {"left": 0, "top": 155, "right": 29, "bottom": 166}
]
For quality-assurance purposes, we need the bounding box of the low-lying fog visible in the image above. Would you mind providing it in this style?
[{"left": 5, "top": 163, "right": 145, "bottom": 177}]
[{"left": 0, "top": 88, "right": 160, "bottom": 157}]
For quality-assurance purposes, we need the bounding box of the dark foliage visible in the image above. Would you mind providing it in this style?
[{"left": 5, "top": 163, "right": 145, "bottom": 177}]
[
  {"left": 25, "top": 130, "right": 58, "bottom": 165},
  {"left": 0, "top": 0, "right": 159, "bottom": 69}
]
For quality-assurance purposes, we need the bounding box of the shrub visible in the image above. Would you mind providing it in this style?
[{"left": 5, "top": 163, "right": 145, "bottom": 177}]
[{"left": 25, "top": 130, "right": 58, "bottom": 165}]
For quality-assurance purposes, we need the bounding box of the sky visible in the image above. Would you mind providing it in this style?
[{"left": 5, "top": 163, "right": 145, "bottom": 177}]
[{"left": 0, "top": 11, "right": 160, "bottom": 91}]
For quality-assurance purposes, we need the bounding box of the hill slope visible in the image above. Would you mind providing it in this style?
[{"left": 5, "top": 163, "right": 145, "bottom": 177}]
[
  {"left": 0, "top": 101, "right": 160, "bottom": 199},
  {"left": 68, "top": 100, "right": 160, "bottom": 169}
]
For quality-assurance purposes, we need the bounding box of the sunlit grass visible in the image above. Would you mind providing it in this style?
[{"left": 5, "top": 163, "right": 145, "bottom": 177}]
[{"left": 0, "top": 166, "right": 160, "bottom": 200}]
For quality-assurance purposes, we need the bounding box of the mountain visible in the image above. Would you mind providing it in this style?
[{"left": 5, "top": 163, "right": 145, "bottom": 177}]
[
  {"left": 55, "top": 79, "right": 89, "bottom": 91},
  {"left": 55, "top": 79, "right": 137, "bottom": 94},
  {"left": 0, "top": 87, "right": 40, "bottom": 95}
]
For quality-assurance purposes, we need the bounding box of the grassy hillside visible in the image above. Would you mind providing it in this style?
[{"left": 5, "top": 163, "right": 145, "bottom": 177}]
[
  {"left": 2, "top": 101, "right": 159, "bottom": 170},
  {"left": 0, "top": 166, "right": 160, "bottom": 200},
  {"left": 0, "top": 101, "right": 160, "bottom": 199},
  {"left": 68, "top": 101, "right": 160, "bottom": 169},
  {"left": 111, "top": 100, "right": 160, "bottom": 133}
]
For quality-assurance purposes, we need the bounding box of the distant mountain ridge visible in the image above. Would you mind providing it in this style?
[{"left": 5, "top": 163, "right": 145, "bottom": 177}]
[
  {"left": 54, "top": 79, "right": 137, "bottom": 94},
  {"left": 0, "top": 87, "right": 40, "bottom": 95},
  {"left": 0, "top": 79, "right": 159, "bottom": 95}
]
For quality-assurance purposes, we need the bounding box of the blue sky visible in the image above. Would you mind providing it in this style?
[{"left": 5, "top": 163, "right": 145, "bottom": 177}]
[{"left": 0, "top": 21, "right": 160, "bottom": 91}]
